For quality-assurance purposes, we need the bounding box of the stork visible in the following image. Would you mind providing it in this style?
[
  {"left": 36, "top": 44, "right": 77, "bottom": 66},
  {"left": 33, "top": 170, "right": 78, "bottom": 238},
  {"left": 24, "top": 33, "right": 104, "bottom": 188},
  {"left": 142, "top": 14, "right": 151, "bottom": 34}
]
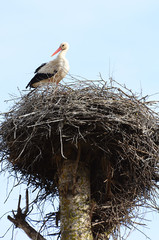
[{"left": 26, "top": 42, "right": 69, "bottom": 88}]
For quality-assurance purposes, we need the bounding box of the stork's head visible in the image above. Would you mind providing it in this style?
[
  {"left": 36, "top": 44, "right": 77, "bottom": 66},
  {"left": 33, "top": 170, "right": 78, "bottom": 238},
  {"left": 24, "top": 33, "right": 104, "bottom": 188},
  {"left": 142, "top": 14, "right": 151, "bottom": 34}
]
[
  {"left": 51, "top": 42, "right": 69, "bottom": 57},
  {"left": 60, "top": 42, "right": 69, "bottom": 51}
]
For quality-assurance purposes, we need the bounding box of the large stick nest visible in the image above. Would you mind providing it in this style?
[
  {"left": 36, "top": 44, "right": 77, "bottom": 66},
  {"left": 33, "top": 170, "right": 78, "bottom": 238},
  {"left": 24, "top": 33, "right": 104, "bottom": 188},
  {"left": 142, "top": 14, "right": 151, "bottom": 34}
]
[{"left": 1, "top": 78, "right": 159, "bottom": 238}]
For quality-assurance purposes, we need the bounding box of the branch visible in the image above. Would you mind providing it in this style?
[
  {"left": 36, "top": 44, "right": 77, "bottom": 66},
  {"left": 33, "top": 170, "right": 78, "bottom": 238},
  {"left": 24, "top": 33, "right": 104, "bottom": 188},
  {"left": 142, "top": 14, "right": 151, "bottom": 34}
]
[{"left": 7, "top": 189, "right": 46, "bottom": 240}]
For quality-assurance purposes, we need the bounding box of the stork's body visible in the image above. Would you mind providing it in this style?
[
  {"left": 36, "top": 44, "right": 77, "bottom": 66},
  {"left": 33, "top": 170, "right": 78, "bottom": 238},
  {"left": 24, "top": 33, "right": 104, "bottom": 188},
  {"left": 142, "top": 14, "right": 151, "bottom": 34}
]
[{"left": 26, "top": 42, "right": 69, "bottom": 88}]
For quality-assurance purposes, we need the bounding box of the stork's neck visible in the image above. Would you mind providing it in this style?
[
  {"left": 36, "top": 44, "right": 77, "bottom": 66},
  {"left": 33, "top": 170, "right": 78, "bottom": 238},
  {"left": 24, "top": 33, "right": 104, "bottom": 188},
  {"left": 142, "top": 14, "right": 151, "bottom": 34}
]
[{"left": 58, "top": 50, "right": 67, "bottom": 59}]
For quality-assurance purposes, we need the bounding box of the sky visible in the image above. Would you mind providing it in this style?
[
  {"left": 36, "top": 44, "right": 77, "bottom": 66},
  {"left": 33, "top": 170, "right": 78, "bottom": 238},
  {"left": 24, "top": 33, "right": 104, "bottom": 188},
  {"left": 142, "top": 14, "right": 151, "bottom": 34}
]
[{"left": 0, "top": 0, "right": 159, "bottom": 239}]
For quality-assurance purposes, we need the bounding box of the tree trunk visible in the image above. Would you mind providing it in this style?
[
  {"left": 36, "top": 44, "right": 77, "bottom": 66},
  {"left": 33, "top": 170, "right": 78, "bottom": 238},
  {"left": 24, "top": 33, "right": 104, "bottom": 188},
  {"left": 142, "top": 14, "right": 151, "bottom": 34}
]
[{"left": 58, "top": 158, "right": 93, "bottom": 240}]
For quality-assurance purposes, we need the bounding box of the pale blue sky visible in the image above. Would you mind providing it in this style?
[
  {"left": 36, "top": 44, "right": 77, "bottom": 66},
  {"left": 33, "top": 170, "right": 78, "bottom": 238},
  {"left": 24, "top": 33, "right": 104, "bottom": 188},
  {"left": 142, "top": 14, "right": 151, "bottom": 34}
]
[{"left": 0, "top": 0, "right": 159, "bottom": 239}]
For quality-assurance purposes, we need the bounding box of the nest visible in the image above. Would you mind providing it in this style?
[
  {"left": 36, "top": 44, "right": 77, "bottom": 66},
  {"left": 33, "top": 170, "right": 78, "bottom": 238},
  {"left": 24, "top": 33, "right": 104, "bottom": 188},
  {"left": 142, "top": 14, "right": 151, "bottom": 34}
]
[{"left": 1, "top": 78, "right": 159, "bottom": 238}]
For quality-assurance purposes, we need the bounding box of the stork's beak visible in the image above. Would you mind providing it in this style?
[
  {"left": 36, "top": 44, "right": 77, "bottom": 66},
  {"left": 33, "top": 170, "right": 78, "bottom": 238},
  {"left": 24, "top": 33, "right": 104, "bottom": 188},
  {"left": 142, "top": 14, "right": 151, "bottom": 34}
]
[{"left": 51, "top": 47, "right": 62, "bottom": 57}]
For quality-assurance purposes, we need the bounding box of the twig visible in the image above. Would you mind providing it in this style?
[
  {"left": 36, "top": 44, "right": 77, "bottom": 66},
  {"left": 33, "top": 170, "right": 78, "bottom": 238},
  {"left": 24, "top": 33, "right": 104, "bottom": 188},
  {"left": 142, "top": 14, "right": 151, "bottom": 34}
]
[{"left": 59, "top": 123, "right": 67, "bottom": 159}]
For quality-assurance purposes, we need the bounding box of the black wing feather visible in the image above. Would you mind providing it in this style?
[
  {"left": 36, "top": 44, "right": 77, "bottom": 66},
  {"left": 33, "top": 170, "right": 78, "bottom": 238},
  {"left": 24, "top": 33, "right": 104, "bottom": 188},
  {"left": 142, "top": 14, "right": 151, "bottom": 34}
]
[
  {"left": 34, "top": 63, "right": 47, "bottom": 73},
  {"left": 26, "top": 71, "right": 58, "bottom": 88}
]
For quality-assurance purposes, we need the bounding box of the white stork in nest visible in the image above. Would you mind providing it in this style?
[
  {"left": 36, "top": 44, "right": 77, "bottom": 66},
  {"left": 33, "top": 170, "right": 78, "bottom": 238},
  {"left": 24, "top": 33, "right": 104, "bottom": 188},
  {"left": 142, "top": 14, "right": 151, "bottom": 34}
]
[{"left": 26, "top": 42, "right": 69, "bottom": 88}]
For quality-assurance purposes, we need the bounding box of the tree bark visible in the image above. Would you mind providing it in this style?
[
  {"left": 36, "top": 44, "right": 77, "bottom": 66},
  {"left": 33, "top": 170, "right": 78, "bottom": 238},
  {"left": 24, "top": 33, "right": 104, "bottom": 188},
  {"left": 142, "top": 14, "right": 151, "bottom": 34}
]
[{"left": 58, "top": 158, "right": 93, "bottom": 240}]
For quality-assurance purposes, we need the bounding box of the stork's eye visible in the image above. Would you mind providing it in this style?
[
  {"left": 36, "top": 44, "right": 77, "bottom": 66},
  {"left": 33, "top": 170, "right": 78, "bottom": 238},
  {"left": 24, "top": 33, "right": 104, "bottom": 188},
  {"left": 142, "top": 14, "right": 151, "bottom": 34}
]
[{"left": 62, "top": 44, "right": 64, "bottom": 47}]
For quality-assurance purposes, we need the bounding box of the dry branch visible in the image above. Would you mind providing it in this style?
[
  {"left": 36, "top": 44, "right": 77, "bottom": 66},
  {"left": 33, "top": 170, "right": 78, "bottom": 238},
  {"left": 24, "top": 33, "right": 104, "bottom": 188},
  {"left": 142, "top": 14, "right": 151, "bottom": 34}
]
[{"left": 7, "top": 189, "right": 46, "bottom": 240}]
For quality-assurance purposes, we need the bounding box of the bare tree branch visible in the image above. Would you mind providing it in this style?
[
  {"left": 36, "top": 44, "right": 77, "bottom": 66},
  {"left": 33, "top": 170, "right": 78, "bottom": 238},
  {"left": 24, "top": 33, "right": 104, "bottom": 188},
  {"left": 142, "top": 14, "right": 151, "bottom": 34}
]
[{"left": 7, "top": 190, "right": 46, "bottom": 240}]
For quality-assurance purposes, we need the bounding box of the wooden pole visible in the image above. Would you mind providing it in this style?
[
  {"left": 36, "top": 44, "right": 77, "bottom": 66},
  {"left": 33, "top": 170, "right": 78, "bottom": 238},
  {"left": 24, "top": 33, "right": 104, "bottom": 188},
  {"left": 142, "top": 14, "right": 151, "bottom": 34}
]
[{"left": 58, "top": 158, "right": 93, "bottom": 240}]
